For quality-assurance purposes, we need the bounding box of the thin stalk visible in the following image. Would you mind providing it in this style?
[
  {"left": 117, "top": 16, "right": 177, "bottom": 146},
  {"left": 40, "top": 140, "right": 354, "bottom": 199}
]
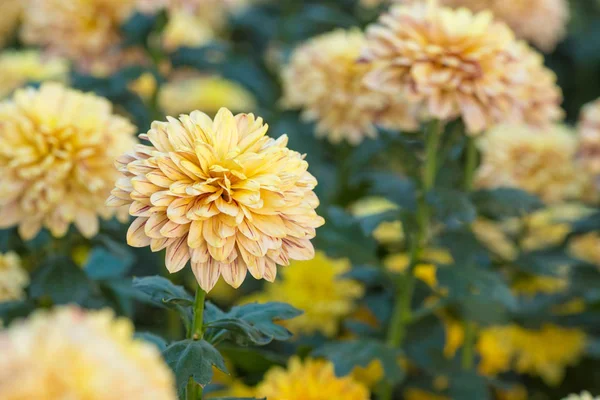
[
  {"left": 461, "top": 321, "right": 476, "bottom": 370},
  {"left": 186, "top": 285, "right": 206, "bottom": 400}
]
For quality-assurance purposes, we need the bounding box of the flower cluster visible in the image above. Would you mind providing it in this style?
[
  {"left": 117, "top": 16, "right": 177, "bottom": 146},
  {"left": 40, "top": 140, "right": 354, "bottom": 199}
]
[{"left": 0, "top": 252, "right": 28, "bottom": 302}]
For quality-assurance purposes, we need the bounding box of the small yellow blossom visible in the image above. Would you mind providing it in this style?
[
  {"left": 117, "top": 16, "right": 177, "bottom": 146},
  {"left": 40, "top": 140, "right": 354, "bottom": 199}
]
[
  {"left": 442, "top": 316, "right": 465, "bottom": 358},
  {"left": 476, "top": 125, "right": 587, "bottom": 204},
  {"left": 129, "top": 72, "right": 158, "bottom": 102},
  {"left": 282, "top": 29, "right": 418, "bottom": 145},
  {"left": 563, "top": 392, "right": 600, "bottom": 400},
  {"left": 107, "top": 108, "right": 324, "bottom": 292},
  {"left": 0, "top": 50, "right": 69, "bottom": 98},
  {"left": 476, "top": 326, "right": 514, "bottom": 376},
  {"left": 72, "top": 245, "right": 92, "bottom": 268},
  {"left": 0, "top": 306, "right": 177, "bottom": 399},
  {"left": 256, "top": 357, "right": 369, "bottom": 400},
  {"left": 570, "top": 232, "right": 600, "bottom": 268},
  {"left": 0, "top": 252, "right": 28, "bottom": 302},
  {"left": 350, "top": 360, "right": 384, "bottom": 389},
  {"left": 349, "top": 197, "right": 404, "bottom": 244},
  {"left": 241, "top": 251, "right": 363, "bottom": 337},
  {"left": 385, "top": 249, "right": 452, "bottom": 288},
  {"left": 511, "top": 275, "right": 568, "bottom": 297},
  {"left": 0, "top": 83, "right": 136, "bottom": 240},
  {"left": 159, "top": 75, "right": 256, "bottom": 117}
]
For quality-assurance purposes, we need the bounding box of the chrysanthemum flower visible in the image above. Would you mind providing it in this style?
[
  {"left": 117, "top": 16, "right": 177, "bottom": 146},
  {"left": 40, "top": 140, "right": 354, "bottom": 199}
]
[
  {"left": 0, "top": 0, "right": 21, "bottom": 48},
  {"left": 0, "top": 252, "right": 28, "bottom": 302},
  {"left": 0, "top": 306, "right": 177, "bottom": 399},
  {"left": 0, "top": 83, "right": 137, "bottom": 240},
  {"left": 20, "top": 0, "right": 137, "bottom": 71},
  {"left": 578, "top": 99, "right": 600, "bottom": 180},
  {"left": 563, "top": 392, "right": 600, "bottom": 400},
  {"left": 0, "top": 50, "right": 68, "bottom": 98},
  {"left": 282, "top": 29, "right": 419, "bottom": 145},
  {"left": 256, "top": 357, "right": 369, "bottom": 400},
  {"left": 107, "top": 108, "right": 324, "bottom": 291},
  {"left": 475, "top": 124, "right": 587, "bottom": 204},
  {"left": 240, "top": 251, "right": 363, "bottom": 337},
  {"left": 159, "top": 75, "right": 256, "bottom": 117},
  {"left": 362, "top": 1, "right": 562, "bottom": 134}
]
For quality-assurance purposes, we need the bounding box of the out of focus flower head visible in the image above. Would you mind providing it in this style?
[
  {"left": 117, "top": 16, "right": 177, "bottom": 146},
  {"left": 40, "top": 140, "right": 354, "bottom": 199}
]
[
  {"left": 578, "top": 98, "right": 600, "bottom": 187},
  {"left": 385, "top": 249, "right": 453, "bottom": 288},
  {"left": 0, "top": 50, "right": 69, "bottom": 98},
  {"left": 475, "top": 124, "right": 588, "bottom": 204},
  {"left": 241, "top": 251, "right": 363, "bottom": 337},
  {"left": 107, "top": 108, "right": 324, "bottom": 292},
  {"left": 0, "top": 306, "right": 177, "bottom": 399},
  {"left": 570, "top": 232, "right": 600, "bottom": 269},
  {"left": 395, "top": 0, "right": 569, "bottom": 52},
  {"left": 281, "top": 29, "right": 419, "bottom": 145},
  {"left": 0, "top": 252, "right": 28, "bottom": 302},
  {"left": 0, "top": 0, "right": 21, "bottom": 48},
  {"left": 20, "top": 0, "right": 141, "bottom": 74},
  {"left": 361, "top": 1, "right": 563, "bottom": 135},
  {"left": 256, "top": 357, "right": 369, "bottom": 400},
  {"left": 563, "top": 392, "right": 600, "bottom": 400},
  {"left": 349, "top": 197, "right": 404, "bottom": 245},
  {"left": 0, "top": 83, "right": 136, "bottom": 240}
]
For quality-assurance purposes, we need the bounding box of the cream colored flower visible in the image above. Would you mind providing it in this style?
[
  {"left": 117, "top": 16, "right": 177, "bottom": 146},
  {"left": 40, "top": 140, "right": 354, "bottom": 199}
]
[
  {"left": 0, "top": 50, "right": 69, "bottom": 98},
  {"left": 362, "top": 1, "right": 562, "bottom": 134},
  {"left": 107, "top": 108, "right": 324, "bottom": 291},
  {"left": 282, "top": 29, "right": 418, "bottom": 145},
  {"left": 0, "top": 252, "right": 28, "bottom": 302},
  {"left": 256, "top": 357, "right": 369, "bottom": 400},
  {"left": 0, "top": 0, "right": 21, "bottom": 48},
  {"left": 578, "top": 98, "right": 600, "bottom": 181},
  {"left": 0, "top": 306, "right": 177, "bottom": 399},
  {"left": 475, "top": 124, "right": 587, "bottom": 204},
  {"left": 240, "top": 251, "right": 364, "bottom": 337},
  {"left": 21, "top": 0, "right": 136, "bottom": 71},
  {"left": 159, "top": 75, "right": 256, "bottom": 117},
  {"left": 563, "top": 392, "right": 600, "bottom": 400},
  {"left": 0, "top": 83, "right": 137, "bottom": 240}
]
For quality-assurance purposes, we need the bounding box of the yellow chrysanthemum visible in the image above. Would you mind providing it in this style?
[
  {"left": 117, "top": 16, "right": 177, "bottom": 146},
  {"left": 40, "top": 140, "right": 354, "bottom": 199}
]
[
  {"left": 159, "top": 75, "right": 256, "bottom": 117},
  {"left": 349, "top": 197, "right": 404, "bottom": 244},
  {"left": 0, "top": 306, "right": 177, "bottom": 399},
  {"left": 570, "top": 232, "right": 600, "bottom": 268},
  {"left": 403, "top": 388, "right": 450, "bottom": 400},
  {"left": 578, "top": 98, "right": 600, "bottom": 181},
  {"left": 107, "top": 108, "right": 324, "bottom": 291},
  {"left": 397, "top": 0, "right": 568, "bottom": 52},
  {"left": 477, "top": 324, "right": 586, "bottom": 385},
  {"left": 350, "top": 360, "right": 384, "bottom": 389},
  {"left": 563, "top": 392, "right": 600, "bottom": 400},
  {"left": 476, "top": 124, "right": 587, "bottom": 204},
  {"left": 511, "top": 275, "right": 568, "bottom": 297},
  {"left": 20, "top": 0, "right": 137, "bottom": 72},
  {"left": 0, "top": 0, "right": 21, "bottom": 48},
  {"left": 241, "top": 251, "right": 363, "bottom": 337},
  {"left": 442, "top": 316, "right": 465, "bottom": 358},
  {"left": 0, "top": 50, "right": 69, "bottom": 98},
  {"left": 385, "top": 249, "right": 452, "bottom": 288},
  {"left": 362, "top": 1, "right": 562, "bottom": 134},
  {"left": 0, "top": 252, "right": 28, "bottom": 302},
  {"left": 281, "top": 29, "right": 418, "bottom": 145},
  {"left": 0, "top": 83, "right": 136, "bottom": 240},
  {"left": 256, "top": 357, "right": 369, "bottom": 400}
]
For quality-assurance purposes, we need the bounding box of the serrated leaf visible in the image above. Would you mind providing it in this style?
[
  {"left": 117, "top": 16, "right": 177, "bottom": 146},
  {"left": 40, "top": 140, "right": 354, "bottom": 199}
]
[
  {"left": 132, "top": 276, "right": 193, "bottom": 327},
  {"left": 312, "top": 339, "right": 405, "bottom": 384},
  {"left": 427, "top": 188, "right": 476, "bottom": 229},
  {"left": 471, "top": 188, "right": 543, "bottom": 219},
  {"left": 29, "top": 255, "right": 94, "bottom": 304},
  {"left": 163, "top": 339, "right": 228, "bottom": 396}
]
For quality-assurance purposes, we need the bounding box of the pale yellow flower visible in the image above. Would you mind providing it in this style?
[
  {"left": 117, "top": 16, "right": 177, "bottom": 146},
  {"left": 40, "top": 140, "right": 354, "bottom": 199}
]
[
  {"left": 0, "top": 50, "right": 69, "bottom": 98},
  {"left": 0, "top": 83, "right": 136, "bottom": 240},
  {"left": 0, "top": 306, "right": 177, "bottom": 399},
  {"left": 21, "top": 0, "right": 137, "bottom": 72},
  {"left": 442, "top": 316, "right": 465, "bottom": 358},
  {"left": 350, "top": 360, "right": 384, "bottom": 389},
  {"left": 0, "top": 0, "right": 21, "bottom": 48},
  {"left": 511, "top": 275, "right": 568, "bottom": 297},
  {"left": 162, "top": 9, "right": 216, "bottom": 51},
  {"left": 349, "top": 197, "right": 404, "bottom": 244},
  {"left": 362, "top": 1, "right": 562, "bottom": 134},
  {"left": 0, "top": 252, "right": 28, "bottom": 302},
  {"left": 159, "top": 75, "right": 256, "bottom": 117},
  {"left": 256, "top": 357, "right": 369, "bottom": 400},
  {"left": 476, "top": 326, "right": 514, "bottom": 376},
  {"left": 472, "top": 218, "right": 517, "bottom": 261},
  {"left": 240, "top": 251, "right": 363, "bottom": 337},
  {"left": 578, "top": 98, "right": 600, "bottom": 180},
  {"left": 385, "top": 249, "right": 452, "bottom": 288},
  {"left": 129, "top": 72, "right": 158, "bottom": 102},
  {"left": 282, "top": 29, "right": 418, "bottom": 145},
  {"left": 570, "top": 232, "right": 600, "bottom": 268},
  {"left": 563, "top": 392, "right": 600, "bottom": 400},
  {"left": 107, "top": 108, "right": 324, "bottom": 291},
  {"left": 476, "top": 124, "right": 586, "bottom": 204}
]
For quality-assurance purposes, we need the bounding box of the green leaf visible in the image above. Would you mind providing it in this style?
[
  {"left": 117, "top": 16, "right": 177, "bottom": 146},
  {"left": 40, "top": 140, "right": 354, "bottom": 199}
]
[
  {"left": 218, "top": 344, "right": 288, "bottom": 374},
  {"left": 571, "top": 211, "right": 600, "bottom": 234},
  {"left": 84, "top": 246, "right": 134, "bottom": 280},
  {"left": 512, "top": 249, "right": 579, "bottom": 277},
  {"left": 448, "top": 371, "right": 491, "bottom": 400},
  {"left": 360, "top": 171, "right": 417, "bottom": 211},
  {"left": 471, "top": 188, "right": 543, "bottom": 219},
  {"left": 29, "top": 255, "right": 94, "bottom": 304},
  {"left": 427, "top": 188, "right": 476, "bottom": 229},
  {"left": 163, "top": 339, "right": 228, "bottom": 396},
  {"left": 135, "top": 332, "right": 168, "bottom": 351},
  {"left": 120, "top": 11, "right": 160, "bottom": 47},
  {"left": 312, "top": 339, "right": 405, "bottom": 384},
  {"left": 204, "top": 302, "right": 302, "bottom": 346},
  {"left": 0, "top": 300, "right": 36, "bottom": 325},
  {"left": 132, "top": 276, "right": 193, "bottom": 326}
]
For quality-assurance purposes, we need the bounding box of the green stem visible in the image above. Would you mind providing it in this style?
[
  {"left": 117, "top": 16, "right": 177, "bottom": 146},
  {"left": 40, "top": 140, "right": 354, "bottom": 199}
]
[
  {"left": 461, "top": 321, "right": 476, "bottom": 370},
  {"left": 464, "top": 137, "right": 478, "bottom": 191},
  {"left": 186, "top": 285, "right": 206, "bottom": 400}
]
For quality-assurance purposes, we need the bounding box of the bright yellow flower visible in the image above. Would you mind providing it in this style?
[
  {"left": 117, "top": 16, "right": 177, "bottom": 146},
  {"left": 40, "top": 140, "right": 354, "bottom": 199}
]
[
  {"left": 563, "top": 392, "right": 600, "bottom": 400},
  {"left": 159, "top": 75, "right": 256, "bottom": 117},
  {"left": 349, "top": 197, "right": 404, "bottom": 244},
  {"left": 241, "top": 251, "right": 363, "bottom": 337},
  {"left": 129, "top": 72, "right": 158, "bottom": 102},
  {"left": 476, "top": 124, "right": 587, "bottom": 204},
  {"left": 350, "top": 360, "right": 384, "bottom": 389},
  {"left": 282, "top": 29, "right": 418, "bottom": 145},
  {"left": 0, "top": 83, "right": 136, "bottom": 240},
  {"left": 107, "top": 108, "right": 324, "bottom": 291},
  {"left": 570, "top": 232, "right": 600, "bottom": 268},
  {"left": 511, "top": 275, "right": 568, "bottom": 297},
  {"left": 21, "top": 0, "right": 137, "bottom": 71},
  {"left": 403, "top": 388, "right": 449, "bottom": 400},
  {"left": 442, "top": 316, "right": 465, "bottom": 358},
  {"left": 0, "top": 252, "right": 28, "bottom": 302},
  {"left": 256, "top": 357, "right": 369, "bottom": 400},
  {"left": 0, "top": 306, "right": 177, "bottom": 399},
  {"left": 476, "top": 326, "right": 514, "bottom": 376},
  {"left": 0, "top": 0, "right": 21, "bottom": 48},
  {"left": 385, "top": 249, "right": 452, "bottom": 288},
  {"left": 362, "top": 1, "right": 562, "bottom": 134},
  {"left": 0, "top": 50, "right": 69, "bottom": 98}
]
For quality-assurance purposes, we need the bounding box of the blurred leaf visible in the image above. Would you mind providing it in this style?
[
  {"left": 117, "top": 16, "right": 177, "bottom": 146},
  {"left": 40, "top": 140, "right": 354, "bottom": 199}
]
[
  {"left": 0, "top": 300, "right": 36, "bottom": 325},
  {"left": 448, "top": 371, "right": 491, "bottom": 400},
  {"left": 132, "top": 276, "right": 193, "bottom": 326},
  {"left": 29, "top": 255, "right": 94, "bottom": 304},
  {"left": 218, "top": 344, "right": 289, "bottom": 374},
  {"left": 512, "top": 249, "right": 579, "bottom": 276},
  {"left": 84, "top": 246, "right": 134, "bottom": 280},
  {"left": 358, "top": 171, "right": 417, "bottom": 211},
  {"left": 341, "top": 265, "right": 389, "bottom": 287},
  {"left": 120, "top": 11, "right": 160, "bottom": 47},
  {"left": 437, "top": 228, "right": 491, "bottom": 267},
  {"left": 471, "top": 188, "right": 544, "bottom": 219},
  {"left": 313, "top": 339, "right": 404, "bottom": 384},
  {"left": 163, "top": 339, "right": 228, "bottom": 395},
  {"left": 571, "top": 211, "right": 600, "bottom": 234},
  {"left": 427, "top": 188, "right": 476, "bottom": 229},
  {"left": 135, "top": 332, "right": 168, "bottom": 351}
]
